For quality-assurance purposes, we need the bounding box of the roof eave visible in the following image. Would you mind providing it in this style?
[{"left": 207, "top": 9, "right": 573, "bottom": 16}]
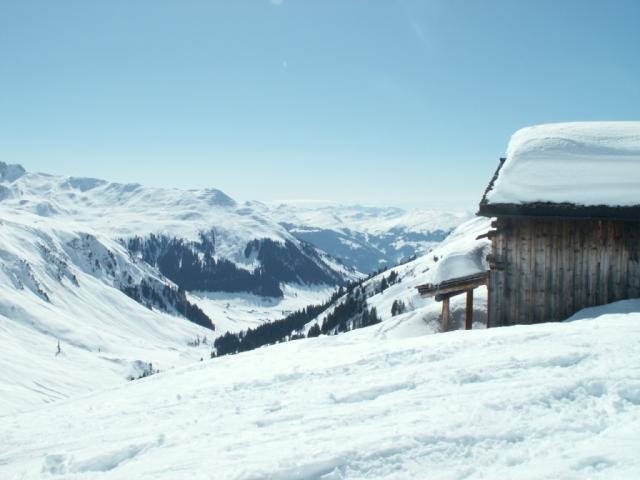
[{"left": 477, "top": 202, "right": 640, "bottom": 221}]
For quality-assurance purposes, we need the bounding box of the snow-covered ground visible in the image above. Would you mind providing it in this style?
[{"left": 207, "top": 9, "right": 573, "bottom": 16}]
[
  {"left": 190, "top": 283, "right": 337, "bottom": 334},
  {"left": 485, "top": 121, "right": 640, "bottom": 206},
  {"left": 2, "top": 302, "right": 639, "bottom": 479}
]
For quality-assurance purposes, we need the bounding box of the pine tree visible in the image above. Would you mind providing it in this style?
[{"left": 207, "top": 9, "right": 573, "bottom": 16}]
[
  {"left": 379, "top": 277, "right": 389, "bottom": 293},
  {"left": 307, "top": 324, "right": 321, "bottom": 338},
  {"left": 391, "top": 299, "right": 406, "bottom": 316}
]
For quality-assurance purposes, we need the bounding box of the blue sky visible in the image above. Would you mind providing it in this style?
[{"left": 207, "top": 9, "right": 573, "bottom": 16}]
[{"left": 1, "top": 1, "right": 639, "bottom": 208}]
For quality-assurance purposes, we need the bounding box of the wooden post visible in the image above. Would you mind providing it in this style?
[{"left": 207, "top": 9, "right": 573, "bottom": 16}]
[
  {"left": 465, "top": 289, "right": 473, "bottom": 330},
  {"left": 440, "top": 296, "right": 450, "bottom": 332}
]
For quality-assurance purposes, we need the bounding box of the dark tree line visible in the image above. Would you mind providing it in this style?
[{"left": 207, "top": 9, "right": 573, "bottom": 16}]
[
  {"left": 244, "top": 239, "right": 345, "bottom": 287},
  {"left": 212, "top": 286, "right": 348, "bottom": 356},
  {"left": 377, "top": 269, "right": 400, "bottom": 294},
  {"left": 126, "top": 234, "right": 344, "bottom": 298},
  {"left": 212, "top": 281, "right": 384, "bottom": 357},
  {"left": 122, "top": 280, "right": 214, "bottom": 330},
  {"left": 128, "top": 235, "right": 283, "bottom": 297},
  {"left": 319, "top": 287, "right": 381, "bottom": 334}
]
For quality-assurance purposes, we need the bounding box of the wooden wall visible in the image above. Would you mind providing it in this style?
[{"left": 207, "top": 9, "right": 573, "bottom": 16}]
[{"left": 487, "top": 217, "right": 640, "bottom": 327}]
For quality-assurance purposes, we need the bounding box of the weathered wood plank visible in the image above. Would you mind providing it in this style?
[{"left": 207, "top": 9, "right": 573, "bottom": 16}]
[
  {"left": 487, "top": 217, "right": 640, "bottom": 327},
  {"left": 543, "top": 220, "right": 552, "bottom": 322},
  {"left": 440, "top": 296, "right": 450, "bottom": 332},
  {"left": 564, "top": 220, "right": 575, "bottom": 318},
  {"left": 418, "top": 273, "right": 488, "bottom": 298},
  {"left": 465, "top": 289, "right": 473, "bottom": 330},
  {"left": 496, "top": 218, "right": 507, "bottom": 326}
]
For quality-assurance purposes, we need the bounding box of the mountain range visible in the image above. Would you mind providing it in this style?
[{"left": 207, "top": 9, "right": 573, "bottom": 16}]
[{"left": 0, "top": 161, "right": 472, "bottom": 413}]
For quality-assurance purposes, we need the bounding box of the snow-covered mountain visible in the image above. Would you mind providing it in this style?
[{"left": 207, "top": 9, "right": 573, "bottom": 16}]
[
  {"left": 0, "top": 163, "right": 356, "bottom": 296},
  {"left": 0, "top": 162, "right": 471, "bottom": 413},
  {"left": 263, "top": 202, "right": 472, "bottom": 274},
  {"left": 0, "top": 163, "right": 352, "bottom": 413}
]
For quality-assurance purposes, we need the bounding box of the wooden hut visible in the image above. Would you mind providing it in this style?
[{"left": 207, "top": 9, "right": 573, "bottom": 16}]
[{"left": 477, "top": 122, "right": 640, "bottom": 327}]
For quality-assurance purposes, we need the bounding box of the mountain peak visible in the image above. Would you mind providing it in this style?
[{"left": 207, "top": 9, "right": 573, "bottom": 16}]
[
  {"left": 0, "top": 162, "right": 26, "bottom": 182},
  {"left": 199, "top": 188, "right": 236, "bottom": 207}
]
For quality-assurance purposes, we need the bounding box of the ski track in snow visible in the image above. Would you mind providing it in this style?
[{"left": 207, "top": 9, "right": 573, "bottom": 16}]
[{"left": 1, "top": 312, "right": 640, "bottom": 479}]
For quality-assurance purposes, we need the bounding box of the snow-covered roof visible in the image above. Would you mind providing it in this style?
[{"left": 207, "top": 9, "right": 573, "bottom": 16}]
[{"left": 479, "top": 122, "right": 640, "bottom": 217}]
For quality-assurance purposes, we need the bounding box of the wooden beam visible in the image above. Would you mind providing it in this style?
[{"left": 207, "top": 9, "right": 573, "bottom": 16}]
[
  {"left": 440, "top": 296, "right": 450, "bottom": 332},
  {"left": 435, "top": 290, "right": 466, "bottom": 302},
  {"left": 424, "top": 277, "right": 487, "bottom": 298},
  {"left": 465, "top": 289, "right": 473, "bottom": 330},
  {"left": 476, "top": 230, "right": 498, "bottom": 240},
  {"left": 417, "top": 271, "right": 488, "bottom": 298}
]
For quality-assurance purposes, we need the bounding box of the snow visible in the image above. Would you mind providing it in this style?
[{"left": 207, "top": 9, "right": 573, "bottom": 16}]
[
  {"left": 0, "top": 165, "right": 292, "bottom": 263},
  {"left": 566, "top": 298, "right": 640, "bottom": 321},
  {"left": 2, "top": 305, "right": 640, "bottom": 479},
  {"left": 431, "top": 251, "right": 485, "bottom": 284},
  {"left": 266, "top": 203, "right": 471, "bottom": 236},
  {"left": 190, "top": 284, "right": 337, "bottom": 334},
  {"left": 0, "top": 217, "right": 214, "bottom": 415},
  {"left": 485, "top": 121, "right": 640, "bottom": 207}
]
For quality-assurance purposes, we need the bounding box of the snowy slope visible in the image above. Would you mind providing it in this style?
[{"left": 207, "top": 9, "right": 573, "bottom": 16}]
[
  {"left": 2, "top": 305, "right": 639, "bottom": 479},
  {"left": 304, "top": 216, "right": 492, "bottom": 339},
  {"left": 0, "top": 215, "right": 217, "bottom": 415},
  {"left": 486, "top": 121, "right": 640, "bottom": 206},
  {"left": 190, "top": 283, "right": 337, "bottom": 334}
]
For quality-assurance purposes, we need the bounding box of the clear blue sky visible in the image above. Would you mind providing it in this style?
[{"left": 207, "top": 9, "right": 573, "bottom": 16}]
[{"left": 1, "top": 1, "right": 639, "bottom": 208}]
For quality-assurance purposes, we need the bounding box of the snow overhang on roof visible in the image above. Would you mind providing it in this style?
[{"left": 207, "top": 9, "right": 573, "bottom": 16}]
[{"left": 478, "top": 122, "right": 640, "bottom": 219}]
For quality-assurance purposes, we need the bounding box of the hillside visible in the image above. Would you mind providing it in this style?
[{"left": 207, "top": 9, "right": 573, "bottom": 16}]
[
  {"left": 0, "top": 215, "right": 215, "bottom": 415},
  {"left": 2, "top": 302, "right": 639, "bottom": 479}
]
